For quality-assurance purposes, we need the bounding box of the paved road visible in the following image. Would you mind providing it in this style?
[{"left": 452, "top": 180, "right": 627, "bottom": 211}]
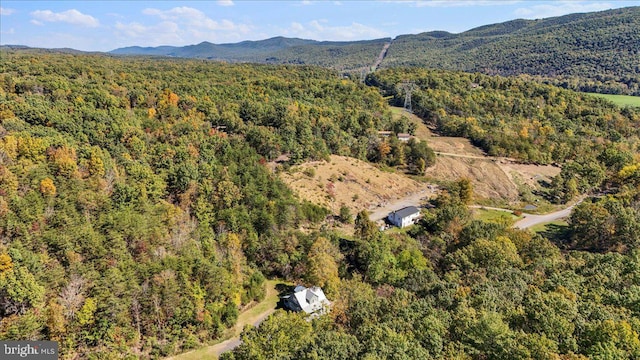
[
  {"left": 375, "top": 197, "right": 578, "bottom": 230},
  {"left": 512, "top": 205, "right": 576, "bottom": 229},
  {"left": 471, "top": 202, "right": 580, "bottom": 229}
]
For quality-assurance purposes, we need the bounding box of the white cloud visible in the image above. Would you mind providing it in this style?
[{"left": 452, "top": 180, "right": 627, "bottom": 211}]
[
  {"left": 514, "top": 1, "right": 613, "bottom": 19},
  {"left": 30, "top": 9, "right": 99, "bottom": 27},
  {"left": 283, "top": 20, "right": 388, "bottom": 41},
  {"left": 30, "top": 20, "right": 44, "bottom": 26},
  {"left": 0, "top": 7, "right": 15, "bottom": 15},
  {"left": 143, "top": 6, "right": 251, "bottom": 33},
  {"left": 114, "top": 21, "right": 183, "bottom": 46},
  {"left": 392, "top": 0, "right": 520, "bottom": 7},
  {"left": 217, "top": 0, "right": 235, "bottom": 6},
  {"left": 301, "top": 1, "right": 314, "bottom": 5},
  {"left": 142, "top": 7, "right": 201, "bottom": 20},
  {"left": 113, "top": 6, "right": 254, "bottom": 47}
]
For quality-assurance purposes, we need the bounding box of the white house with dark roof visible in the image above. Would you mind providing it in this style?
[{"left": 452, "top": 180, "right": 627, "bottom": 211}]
[
  {"left": 388, "top": 206, "right": 421, "bottom": 228},
  {"left": 282, "top": 285, "right": 330, "bottom": 316}
]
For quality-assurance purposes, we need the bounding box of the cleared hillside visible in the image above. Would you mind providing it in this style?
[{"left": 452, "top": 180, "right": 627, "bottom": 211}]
[{"left": 278, "top": 155, "right": 428, "bottom": 216}]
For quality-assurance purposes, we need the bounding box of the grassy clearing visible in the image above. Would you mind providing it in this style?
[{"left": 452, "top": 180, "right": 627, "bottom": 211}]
[
  {"left": 234, "top": 280, "right": 283, "bottom": 332},
  {"left": 384, "top": 225, "right": 412, "bottom": 234},
  {"left": 473, "top": 208, "right": 520, "bottom": 224},
  {"left": 530, "top": 220, "right": 571, "bottom": 245},
  {"left": 529, "top": 220, "right": 569, "bottom": 234},
  {"left": 587, "top": 93, "right": 640, "bottom": 108}
]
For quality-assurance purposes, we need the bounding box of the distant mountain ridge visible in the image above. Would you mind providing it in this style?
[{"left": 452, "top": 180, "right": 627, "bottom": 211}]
[
  {"left": 110, "top": 37, "right": 319, "bottom": 58},
  {"left": 383, "top": 6, "right": 640, "bottom": 94},
  {"left": 110, "top": 37, "right": 390, "bottom": 71},
  {"left": 106, "top": 7, "right": 640, "bottom": 94},
  {"left": 5, "top": 7, "right": 639, "bottom": 94}
]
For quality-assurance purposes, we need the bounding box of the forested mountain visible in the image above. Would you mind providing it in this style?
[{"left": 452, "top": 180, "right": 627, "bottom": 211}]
[
  {"left": 111, "top": 37, "right": 391, "bottom": 72},
  {"left": 382, "top": 6, "right": 640, "bottom": 95},
  {"left": 108, "top": 7, "right": 640, "bottom": 94},
  {"left": 110, "top": 37, "right": 316, "bottom": 58},
  {"left": 2, "top": 48, "right": 640, "bottom": 359}
]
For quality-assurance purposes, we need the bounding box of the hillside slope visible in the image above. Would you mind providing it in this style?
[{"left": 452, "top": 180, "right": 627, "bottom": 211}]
[
  {"left": 382, "top": 6, "right": 640, "bottom": 95},
  {"left": 110, "top": 7, "right": 639, "bottom": 93}
]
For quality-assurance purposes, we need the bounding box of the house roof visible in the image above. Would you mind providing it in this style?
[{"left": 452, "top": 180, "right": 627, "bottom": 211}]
[
  {"left": 391, "top": 206, "right": 420, "bottom": 219},
  {"left": 285, "top": 286, "right": 330, "bottom": 314}
]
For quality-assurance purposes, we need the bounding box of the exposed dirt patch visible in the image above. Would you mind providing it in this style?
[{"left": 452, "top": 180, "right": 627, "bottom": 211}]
[
  {"left": 278, "top": 155, "right": 429, "bottom": 215},
  {"left": 499, "top": 162, "right": 561, "bottom": 188},
  {"left": 426, "top": 156, "right": 519, "bottom": 201},
  {"left": 277, "top": 109, "right": 561, "bottom": 219},
  {"left": 392, "top": 107, "right": 485, "bottom": 156},
  {"left": 394, "top": 107, "right": 560, "bottom": 202}
]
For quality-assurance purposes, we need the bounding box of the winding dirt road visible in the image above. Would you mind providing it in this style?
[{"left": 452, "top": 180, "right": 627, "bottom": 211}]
[
  {"left": 167, "top": 281, "right": 281, "bottom": 360},
  {"left": 434, "top": 151, "right": 513, "bottom": 161}
]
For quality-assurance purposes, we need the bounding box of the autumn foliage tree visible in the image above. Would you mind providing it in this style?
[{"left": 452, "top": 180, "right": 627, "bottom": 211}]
[{"left": 306, "top": 237, "right": 341, "bottom": 296}]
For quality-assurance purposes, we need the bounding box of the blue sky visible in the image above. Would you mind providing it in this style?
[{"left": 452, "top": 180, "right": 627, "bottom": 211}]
[{"left": 1, "top": 1, "right": 639, "bottom": 51}]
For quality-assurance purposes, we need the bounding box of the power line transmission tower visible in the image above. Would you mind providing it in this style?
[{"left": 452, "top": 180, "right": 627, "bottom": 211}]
[{"left": 399, "top": 81, "right": 417, "bottom": 113}]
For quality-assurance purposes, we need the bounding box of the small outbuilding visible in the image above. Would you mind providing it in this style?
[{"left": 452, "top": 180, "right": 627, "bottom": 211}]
[
  {"left": 282, "top": 285, "right": 330, "bottom": 315},
  {"left": 388, "top": 206, "right": 421, "bottom": 228}
]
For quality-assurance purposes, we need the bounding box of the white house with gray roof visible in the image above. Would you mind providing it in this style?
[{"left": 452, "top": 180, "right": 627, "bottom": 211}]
[
  {"left": 388, "top": 206, "right": 421, "bottom": 228},
  {"left": 282, "top": 285, "right": 330, "bottom": 316}
]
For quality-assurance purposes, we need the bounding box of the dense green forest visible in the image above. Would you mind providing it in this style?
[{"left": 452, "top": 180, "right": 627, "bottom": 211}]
[
  {"left": 368, "top": 68, "right": 640, "bottom": 203},
  {"left": 2, "top": 50, "right": 640, "bottom": 360},
  {"left": 383, "top": 7, "right": 640, "bottom": 95},
  {"left": 224, "top": 188, "right": 640, "bottom": 360},
  {"left": 0, "top": 50, "right": 417, "bottom": 358}
]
